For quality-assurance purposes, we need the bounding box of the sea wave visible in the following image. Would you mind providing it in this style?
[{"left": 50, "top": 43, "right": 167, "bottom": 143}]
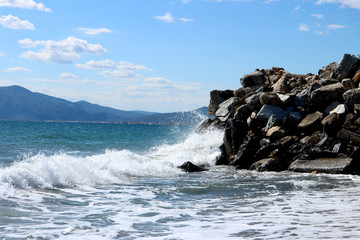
[{"left": 0, "top": 128, "right": 223, "bottom": 196}]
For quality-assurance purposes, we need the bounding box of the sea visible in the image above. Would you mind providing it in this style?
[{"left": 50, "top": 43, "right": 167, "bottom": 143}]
[{"left": 1, "top": 121, "right": 360, "bottom": 239}]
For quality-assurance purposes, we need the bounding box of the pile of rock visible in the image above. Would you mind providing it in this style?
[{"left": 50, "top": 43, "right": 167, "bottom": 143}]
[{"left": 198, "top": 53, "right": 360, "bottom": 174}]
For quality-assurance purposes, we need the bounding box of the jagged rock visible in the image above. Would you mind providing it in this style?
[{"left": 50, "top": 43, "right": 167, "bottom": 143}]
[
  {"left": 208, "top": 90, "right": 234, "bottom": 115},
  {"left": 353, "top": 70, "right": 360, "bottom": 86},
  {"left": 337, "top": 113, "right": 360, "bottom": 145},
  {"left": 178, "top": 161, "right": 208, "bottom": 172},
  {"left": 196, "top": 118, "right": 225, "bottom": 134},
  {"left": 255, "top": 105, "right": 287, "bottom": 122},
  {"left": 259, "top": 92, "right": 283, "bottom": 107},
  {"left": 233, "top": 87, "right": 248, "bottom": 98},
  {"left": 245, "top": 92, "right": 262, "bottom": 111},
  {"left": 342, "top": 78, "right": 355, "bottom": 90},
  {"left": 310, "top": 83, "right": 345, "bottom": 110},
  {"left": 318, "top": 62, "right": 338, "bottom": 79},
  {"left": 234, "top": 104, "right": 251, "bottom": 121},
  {"left": 266, "top": 126, "right": 286, "bottom": 141},
  {"left": 272, "top": 75, "right": 289, "bottom": 93},
  {"left": 294, "top": 87, "right": 311, "bottom": 107},
  {"left": 330, "top": 104, "right": 347, "bottom": 116},
  {"left": 240, "top": 70, "right": 267, "bottom": 88},
  {"left": 264, "top": 115, "right": 278, "bottom": 133},
  {"left": 250, "top": 158, "right": 286, "bottom": 172},
  {"left": 231, "top": 135, "right": 260, "bottom": 169},
  {"left": 298, "top": 111, "right": 323, "bottom": 132},
  {"left": 277, "top": 93, "right": 293, "bottom": 106},
  {"left": 343, "top": 88, "right": 360, "bottom": 111},
  {"left": 288, "top": 158, "right": 355, "bottom": 174},
  {"left": 321, "top": 113, "right": 341, "bottom": 136},
  {"left": 337, "top": 53, "right": 359, "bottom": 80},
  {"left": 223, "top": 120, "right": 248, "bottom": 157},
  {"left": 319, "top": 78, "right": 339, "bottom": 86},
  {"left": 215, "top": 97, "right": 241, "bottom": 121},
  {"left": 324, "top": 101, "right": 342, "bottom": 115}
]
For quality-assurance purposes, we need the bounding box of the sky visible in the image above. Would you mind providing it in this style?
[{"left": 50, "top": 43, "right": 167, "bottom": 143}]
[{"left": 0, "top": 0, "right": 359, "bottom": 113}]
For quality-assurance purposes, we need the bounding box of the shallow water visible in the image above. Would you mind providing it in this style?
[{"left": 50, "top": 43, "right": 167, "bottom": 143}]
[{"left": 1, "top": 122, "right": 360, "bottom": 239}]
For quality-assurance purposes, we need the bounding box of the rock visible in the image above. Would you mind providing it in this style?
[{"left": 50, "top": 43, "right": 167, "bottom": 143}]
[
  {"left": 245, "top": 92, "right": 262, "bottom": 111},
  {"left": 342, "top": 78, "right": 355, "bottom": 90},
  {"left": 266, "top": 126, "right": 286, "bottom": 141},
  {"left": 231, "top": 135, "right": 260, "bottom": 169},
  {"left": 294, "top": 87, "right": 311, "bottom": 108},
  {"left": 240, "top": 70, "right": 267, "bottom": 88},
  {"left": 277, "top": 93, "right": 293, "bottom": 106},
  {"left": 272, "top": 75, "right": 289, "bottom": 93},
  {"left": 250, "top": 158, "right": 286, "bottom": 172},
  {"left": 264, "top": 115, "right": 278, "bottom": 133},
  {"left": 319, "top": 78, "right": 339, "bottom": 86},
  {"left": 343, "top": 88, "right": 360, "bottom": 111},
  {"left": 208, "top": 90, "right": 234, "bottom": 115},
  {"left": 318, "top": 62, "right": 338, "bottom": 79},
  {"left": 324, "top": 101, "right": 342, "bottom": 115},
  {"left": 310, "top": 83, "right": 345, "bottom": 110},
  {"left": 353, "top": 70, "right": 360, "bottom": 86},
  {"left": 234, "top": 104, "right": 251, "bottom": 121},
  {"left": 215, "top": 97, "right": 241, "bottom": 122},
  {"left": 196, "top": 118, "right": 225, "bottom": 134},
  {"left": 255, "top": 105, "right": 287, "bottom": 122},
  {"left": 259, "top": 92, "right": 283, "bottom": 107},
  {"left": 178, "top": 161, "right": 208, "bottom": 172},
  {"left": 223, "top": 120, "right": 248, "bottom": 157},
  {"left": 329, "top": 104, "right": 347, "bottom": 116},
  {"left": 321, "top": 113, "right": 341, "bottom": 136},
  {"left": 255, "top": 135, "right": 297, "bottom": 161},
  {"left": 337, "top": 53, "right": 359, "bottom": 80},
  {"left": 288, "top": 111, "right": 303, "bottom": 124},
  {"left": 288, "top": 158, "right": 355, "bottom": 174},
  {"left": 298, "top": 111, "right": 323, "bottom": 132}
]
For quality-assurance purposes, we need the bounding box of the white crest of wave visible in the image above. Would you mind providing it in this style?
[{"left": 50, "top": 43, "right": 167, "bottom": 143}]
[{"left": 0, "top": 129, "right": 223, "bottom": 194}]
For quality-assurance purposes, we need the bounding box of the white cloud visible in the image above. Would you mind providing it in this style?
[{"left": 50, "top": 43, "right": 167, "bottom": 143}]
[
  {"left": 118, "top": 61, "right": 152, "bottom": 71},
  {"left": 0, "top": 0, "right": 51, "bottom": 12},
  {"left": 179, "top": 17, "right": 195, "bottom": 22},
  {"left": 75, "top": 27, "right": 113, "bottom": 35},
  {"left": 0, "top": 15, "right": 34, "bottom": 30},
  {"left": 264, "top": 0, "right": 279, "bottom": 3},
  {"left": 316, "top": 0, "right": 360, "bottom": 10},
  {"left": 99, "top": 69, "right": 141, "bottom": 81},
  {"left": 311, "top": 14, "right": 324, "bottom": 19},
  {"left": 18, "top": 36, "right": 107, "bottom": 63},
  {"left": 76, "top": 59, "right": 117, "bottom": 69},
  {"left": 0, "top": 51, "right": 5, "bottom": 57},
  {"left": 60, "top": 73, "right": 79, "bottom": 79},
  {"left": 5, "top": 66, "right": 31, "bottom": 72},
  {"left": 154, "top": 12, "right": 174, "bottom": 23},
  {"left": 328, "top": 24, "right": 346, "bottom": 29},
  {"left": 130, "top": 77, "right": 198, "bottom": 92},
  {"left": 299, "top": 23, "right": 310, "bottom": 31}
]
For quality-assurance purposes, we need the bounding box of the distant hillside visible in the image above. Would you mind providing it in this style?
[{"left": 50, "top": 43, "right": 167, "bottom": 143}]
[
  {"left": 0, "top": 85, "right": 155, "bottom": 121},
  {"left": 0, "top": 85, "right": 208, "bottom": 124},
  {"left": 136, "top": 107, "right": 208, "bottom": 124}
]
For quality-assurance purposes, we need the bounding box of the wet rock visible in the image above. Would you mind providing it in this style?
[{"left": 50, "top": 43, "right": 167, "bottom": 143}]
[
  {"left": 288, "top": 157, "right": 355, "bottom": 174},
  {"left": 318, "top": 62, "right": 338, "bottom": 79},
  {"left": 336, "top": 53, "right": 359, "bottom": 80},
  {"left": 178, "top": 161, "right": 208, "bottom": 172},
  {"left": 208, "top": 90, "right": 234, "bottom": 115},
  {"left": 259, "top": 92, "right": 283, "bottom": 107},
  {"left": 196, "top": 118, "right": 225, "bottom": 134},
  {"left": 298, "top": 111, "right": 323, "bottom": 132},
  {"left": 215, "top": 97, "right": 241, "bottom": 122},
  {"left": 255, "top": 135, "right": 297, "bottom": 161},
  {"left": 250, "top": 158, "right": 287, "bottom": 172},
  {"left": 255, "top": 105, "right": 287, "bottom": 123},
  {"left": 310, "top": 83, "right": 345, "bottom": 110},
  {"left": 231, "top": 135, "right": 260, "bottom": 169},
  {"left": 241, "top": 70, "right": 267, "bottom": 88}
]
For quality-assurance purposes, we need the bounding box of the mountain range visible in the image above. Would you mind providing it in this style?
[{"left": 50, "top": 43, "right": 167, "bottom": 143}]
[{"left": 0, "top": 85, "right": 207, "bottom": 124}]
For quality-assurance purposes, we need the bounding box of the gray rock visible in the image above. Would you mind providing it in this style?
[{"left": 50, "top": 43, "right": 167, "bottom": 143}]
[
  {"left": 277, "top": 93, "right": 293, "bottom": 105},
  {"left": 342, "top": 78, "right": 355, "bottom": 91},
  {"left": 288, "top": 111, "right": 303, "bottom": 123},
  {"left": 289, "top": 158, "right": 354, "bottom": 174},
  {"left": 241, "top": 70, "right": 267, "bottom": 88},
  {"left": 208, "top": 90, "right": 234, "bottom": 115},
  {"left": 250, "top": 158, "right": 285, "bottom": 172},
  {"left": 245, "top": 92, "right": 262, "bottom": 111},
  {"left": 324, "top": 101, "right": 342, "bottom": 115},
  {"left": 337, "top": 53, "right": 359, "bottom": 80},
  {"left": 259, "top": 92, "right": 283, "bottom": 107},
  {"left": 310, "top": 82, "right": 345, "bottom": 110},
  {"left": 234, "top": 104, "right": 251, "bottom": 121},
  {"left": 343, "top": 88, "right": 360, "bottom": 108},
  {"left": 298, "top": 111, "right": 323, "bottom": 132},
  {"left": 330, "top": 104, "right": 347, "bottom": 115},
  {"left": 266, "top": 126, "right": 286, "bottom": 141},
  {"left": 318, "top": 62, "right": 338, "bottom": 79},
  {"left": 319, "top": 78, "right": 339, "bottom": 86},
  {"left": 321, "top": 113, "right": 341, "bottom": 136},
  {"left": 215, "top": 97, "right": 241, "bottom": 122},
  {"left": 294, "top": 87, "right": 311, "bottom": 107},
  {"left": 255, "top": 105, "right": 287, "bottom": 122},
  {"left": 272, "top": 75, "right": 289, "bottom": 93}
]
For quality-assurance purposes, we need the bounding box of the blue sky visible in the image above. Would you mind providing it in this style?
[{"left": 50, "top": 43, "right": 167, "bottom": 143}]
[{"left": 0, "top": 0, "right": 359, "bottom": 112}]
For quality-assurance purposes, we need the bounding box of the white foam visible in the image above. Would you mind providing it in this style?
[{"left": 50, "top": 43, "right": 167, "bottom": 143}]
[{"left": 0, "top": 129, "right": 223, "bottom": 194}]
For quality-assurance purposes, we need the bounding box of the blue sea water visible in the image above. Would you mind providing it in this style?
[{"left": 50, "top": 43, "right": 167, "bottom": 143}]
[{"left": 1, "top": 121, "right": 360, "bottom": 239}]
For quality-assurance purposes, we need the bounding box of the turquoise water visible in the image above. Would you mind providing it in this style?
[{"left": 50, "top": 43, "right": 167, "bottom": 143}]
[{"left": 1, "top": 121, "right": 360, "bottom": 239}]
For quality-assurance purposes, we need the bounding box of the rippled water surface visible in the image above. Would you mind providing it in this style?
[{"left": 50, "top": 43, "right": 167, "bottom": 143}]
[{"left": 1, "top": 121, "right": 360, "bottom": 239}]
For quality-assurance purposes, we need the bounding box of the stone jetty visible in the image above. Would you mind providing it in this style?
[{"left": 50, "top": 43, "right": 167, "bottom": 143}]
[{"left": 198, "top": 53, "right": 360, "bottom": 174}]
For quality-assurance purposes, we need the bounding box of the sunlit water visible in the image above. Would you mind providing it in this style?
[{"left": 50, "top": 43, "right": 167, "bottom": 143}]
[{"left": 1, "top": 121, "right": 360, "bottom": 239}]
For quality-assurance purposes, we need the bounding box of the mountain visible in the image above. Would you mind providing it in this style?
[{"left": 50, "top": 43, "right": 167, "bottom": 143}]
[
  {"left": 136, "top": 107, "right": 209, "bottom": 124},
  {"left": 0, "top": 85, "right": 208, "bottom": 124},
  {"left": 0, "top": 85, "right": 155, "bottom": 121}
]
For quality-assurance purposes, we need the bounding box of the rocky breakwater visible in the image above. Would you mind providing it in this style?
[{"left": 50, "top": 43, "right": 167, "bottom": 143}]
[{"left": 198, "top": 53, "right": 360, "bottom": 174}]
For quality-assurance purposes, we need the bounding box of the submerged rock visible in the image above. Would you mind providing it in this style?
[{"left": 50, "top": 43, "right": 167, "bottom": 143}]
[{"left": 178, "top": 162, "right": 208, "bottom": 173}]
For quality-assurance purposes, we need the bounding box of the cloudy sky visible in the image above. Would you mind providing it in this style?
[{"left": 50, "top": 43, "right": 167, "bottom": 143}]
[{"left": 0, "top": 0, "right": 359, "bottom": 112}]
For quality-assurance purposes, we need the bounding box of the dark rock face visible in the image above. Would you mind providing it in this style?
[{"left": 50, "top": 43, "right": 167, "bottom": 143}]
[
  {"left": 208, "top": 90, "right": 234, "bottom": 115},
  {"left": 178, "top": 162, "right": 208, "bottom": 173},
  {"left": 202, "top": 53, "right": 360, "bottom": 174}
]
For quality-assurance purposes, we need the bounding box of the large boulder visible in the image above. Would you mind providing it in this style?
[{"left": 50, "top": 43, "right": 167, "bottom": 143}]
[
  {"left": 336, "top": 53, "right": 359, "bottom": 80},
  {"left": 288, "top": 158, "right": 355, "bottom": 174},
  {"left": 294, "top": 87, "right": 311, "bottom": 107},
  {"left": 310, "top": 82, "right": 345, "bottom": 110},
  {"left": 255, "top": 105, "right": 287, "bottom": 122},
  {"left": 208, "top": 90, "right": 234, "bottom": 115},
  {"left": 298, "top": 111, "right": 323, "bottom": 132},
  {"left": 250, "top": 158, "right": 286, "bottom": 172},
  {"left": 240, "top": 70, "right": 267, "bottom": 88},
  {"left": 271, "top": 75, "right": 289, "bottom": 93},
  {"left": 215, "top": 97, "right": 241, "bottom": 122},
  {"left": 343, "top": 88, "right": 360, "bottom": 110},
  {"left": 259, "top": 92, "right": 283, "bottom": 107},
  {"left": 178, "top": 161, "right": 208, "bottom": 173},
  {"left": 318, "top": 62, "right": 338, "bottom": 79}
]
